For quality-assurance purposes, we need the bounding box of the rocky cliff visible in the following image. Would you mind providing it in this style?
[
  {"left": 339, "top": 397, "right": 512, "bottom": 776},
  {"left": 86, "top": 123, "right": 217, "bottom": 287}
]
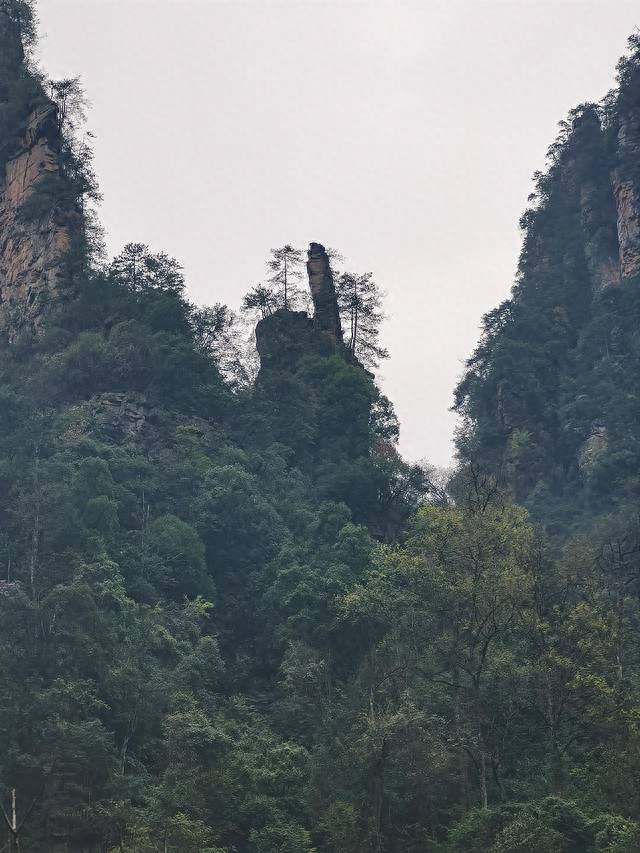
[
  {"left": 529, "top": 88, "right": 640, "bottom": 296},
  {"left": 0, "top": 3, "right": 80, "bottom": 333},
  {"left": 548, "top": 99, "right": 640, "bottom": 296},
  {"left": 306, "top": 242, "right": 343, "bottom": 343},
  {"left": 256, "top": 242, "right": 344, "bottom": 373},
  {"left": 570, "top": 107, "right": 621, "bottom": 290},
  {"left": 612, "top": 87, "right": 640, "bottom": 280},
  {"left": 454, "top": 36, "right": 640, "bottom": 525}
]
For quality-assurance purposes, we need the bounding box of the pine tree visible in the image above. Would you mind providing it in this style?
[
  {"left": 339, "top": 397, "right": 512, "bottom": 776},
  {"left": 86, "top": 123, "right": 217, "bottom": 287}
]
[{"left": 336, "top": 271, "right": 388, "bottom": 369}]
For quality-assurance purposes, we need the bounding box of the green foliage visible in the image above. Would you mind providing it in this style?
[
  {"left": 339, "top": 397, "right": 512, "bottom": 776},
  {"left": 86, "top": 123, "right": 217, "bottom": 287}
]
[
  {"left": 4, "top": 9, "right": 640, "bottom": 851},
  {"left": 336, "top": 269, "right": 389, "bottom": 369},
  {"left": 454, "top": 38, "right": 640, "bottom": 537},
  {"left": 490, "top": 799, "right": 594, "bottom": 853},
  {"left": 4, "top": 235, "right": 640, "bottom": 851},
  {"left": 266, "top": 243, "right": 306, "bottom": 310},
  {"left": 0, "top": 0, "right": 37, "bottom": 60},
  {"left": 0, "top": 202, "right": 419, "bottom": 850}
]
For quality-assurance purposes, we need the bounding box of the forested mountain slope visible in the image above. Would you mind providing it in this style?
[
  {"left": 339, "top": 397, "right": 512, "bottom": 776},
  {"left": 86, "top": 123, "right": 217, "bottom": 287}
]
[
  {"left": 4, "top": 3, "right": 640, "bottom": 852},
  {"left": 455, "top": 34, "right": 640, "bottom": 534}
]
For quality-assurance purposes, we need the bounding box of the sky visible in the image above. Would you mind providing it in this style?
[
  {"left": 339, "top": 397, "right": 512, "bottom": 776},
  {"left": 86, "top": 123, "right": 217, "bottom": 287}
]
[{"left": 34, "top": 0, "right": 640, "bottom": 466}]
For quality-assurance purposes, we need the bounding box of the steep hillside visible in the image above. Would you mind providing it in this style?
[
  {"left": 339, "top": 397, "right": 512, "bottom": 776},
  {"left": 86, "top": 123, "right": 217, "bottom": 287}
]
[
  {"left": 455, "top": 35, "right": 640, "bottom": 532},
  {"left": 6, "top": 3, "right": 640, "bottom": 853},
  {"left": 0, "top": 1, "right": 86, "bottom": 332},
  {"left": 0, "top": 5, "right": 423, "bottom": 851}
]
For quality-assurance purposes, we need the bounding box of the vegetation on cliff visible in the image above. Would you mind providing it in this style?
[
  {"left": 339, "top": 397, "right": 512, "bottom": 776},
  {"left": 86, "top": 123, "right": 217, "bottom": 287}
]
[
  {"left": 455, "top": 35, "right": 640, "bottom": 535},
  {"left": 3, "top": 3, "right": 640, "bottom": 852}
]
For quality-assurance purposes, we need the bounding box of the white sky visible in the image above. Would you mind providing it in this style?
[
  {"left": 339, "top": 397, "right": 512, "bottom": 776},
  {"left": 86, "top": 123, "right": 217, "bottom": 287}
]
[{"left": 34, "top": 0, "right": 640, "bottom": 466}]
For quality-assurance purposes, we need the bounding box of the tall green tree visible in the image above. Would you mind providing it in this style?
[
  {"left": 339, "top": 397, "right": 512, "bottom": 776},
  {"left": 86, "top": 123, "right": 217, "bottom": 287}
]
[{"left": 336, "top": 271, "right": 388, "bottom": 369}]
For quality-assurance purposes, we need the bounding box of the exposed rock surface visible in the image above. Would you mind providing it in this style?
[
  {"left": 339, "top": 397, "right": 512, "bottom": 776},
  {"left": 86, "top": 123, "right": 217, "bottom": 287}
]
[
  {"left": 612, "top": 106, "right": 640, "bottom": 279},
  {"left": 580, "top": 180, "right": 621, "bottom": 289},
  {"left": 578, "top": 422, "right": 608, "bottom": 472},
  {"left": 93, "top": 392, "right": 147, "bottom": 440},
  {"left": 307, "top": 242, "right": 343, "bottom": 344},
  {"left": 255, "top": 243, "right": 348, "bottom": 375},
  {"left": 553, "top": 105, "right": 640, "bottom": 291},
  {"left": 255, "top": 308, "right": 314, "bottom": 372},
  {"left": 559, "top": 109, "right": 622, "bottom": 291},
  {"left": 571, "top": 110, "right": 622, "bottom": 289},
  {"left": 0, "top": 5, "right": 80, "bottom": 332}
]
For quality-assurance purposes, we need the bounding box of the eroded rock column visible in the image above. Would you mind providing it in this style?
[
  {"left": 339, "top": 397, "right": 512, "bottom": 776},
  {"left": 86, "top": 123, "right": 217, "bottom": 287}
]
[{"left": 306, "top": 242, "right": 343, "bottom": 345}]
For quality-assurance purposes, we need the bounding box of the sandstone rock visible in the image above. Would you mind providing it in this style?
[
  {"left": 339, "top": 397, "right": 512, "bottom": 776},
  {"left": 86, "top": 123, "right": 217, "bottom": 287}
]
[
  {"left": 255, "top": 245, "right": 348, "bottom": 375},
  {"left": 580, "top": 184, "right": 621, "bottom": 289},
  {"left": 255, "top": 308, "right": 314, "bottom": 371},
  {"left": 566, "top": 109, "right": 621, "bottom": 290},
  {"left": 306, "top": 242, "right": 343, "bottom": 344},
  {"left": 612, "top": 107, "right": 640, "bottom": 280},
  {"left": 0, "top": 101, "right": 79, "bottom": 330},
  {"left": 0, "top": 10, "right": 81, "bottom": 332}
]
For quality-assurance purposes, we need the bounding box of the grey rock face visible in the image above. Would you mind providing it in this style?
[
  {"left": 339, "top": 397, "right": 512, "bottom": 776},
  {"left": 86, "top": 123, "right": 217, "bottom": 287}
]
[
  {"left": 94, "top": 393, "right": 147, "bottom": 440},
  {"left": 580, "top": 180, "right": 621, "bottom": 289},
  {"left": 255, "top": 308, "right": 313, "bottom": 370},
  {"left": 578, "top": 422, "right": 608, "bottom": 472},
  {"left": 612, "top": 113, "right": 640, "bottom": 279},
  {"left": 306, "top": 242, "right": 343, "bottom": 344},
  {"left": 565, "top": 109, "right": 621, "bottom": 291}
]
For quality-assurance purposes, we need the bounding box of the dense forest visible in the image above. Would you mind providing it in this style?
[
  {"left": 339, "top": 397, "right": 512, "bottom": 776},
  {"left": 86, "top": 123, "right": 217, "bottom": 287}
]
[{"left": 3, "top": 1, "right": 640, "bottom": 851}]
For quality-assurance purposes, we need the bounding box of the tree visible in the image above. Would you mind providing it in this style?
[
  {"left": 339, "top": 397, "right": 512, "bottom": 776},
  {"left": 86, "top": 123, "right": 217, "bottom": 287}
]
[
  {"left": 241, "top": 284, "right": 278, "bottom": 320},
  {"left": 191, "top": 303, "right": 256, "bottom": 387},
  {"left": 0, "top": 0, "right": 37, "bottom": 54},
  {"left": 49, "top": 77, "right": 88, "bottom": 136},
  {"left": 336, "top": 271, "right": 388, "bottom": 369},
  {"left": 17, "top": 75, "right": 105, "bottom": 268},
  {"left": 267, "top": 244, "right": 304, "bottom": 310},
  {"left": 109, "top": 244, "right": 185, "bottom": 295}
]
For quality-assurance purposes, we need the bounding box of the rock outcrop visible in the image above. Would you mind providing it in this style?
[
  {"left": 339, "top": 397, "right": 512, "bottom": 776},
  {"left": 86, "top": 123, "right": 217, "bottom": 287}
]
[
  {"left": 578, "top": 421, "right": 608, "bottom": 472},
  {"left": 569, "top": 109, "right": 622, "bottom": 290},
  {"left": 255, "top": 242, "right": 346, "bottom": 375},
  {"left": 552, "top": 103, "right": 640, "bottom": 291},
  {"left": 580, "top": 180, "right": 622, "bottom": 289},
  {"left": 0, "top": 4, "right": 80, "bottom": 332},
  {"left": 255, "top": 308, "right": 314, "bottom": 371},
  {"left": 94, "top": 392, "right": 147, "bottom": 440},
  {"left": 307, "top": 242, "right": 343, "bottom": 344},
  {"left": 612, "top": 105, "right": 640, "bottom": 279}
]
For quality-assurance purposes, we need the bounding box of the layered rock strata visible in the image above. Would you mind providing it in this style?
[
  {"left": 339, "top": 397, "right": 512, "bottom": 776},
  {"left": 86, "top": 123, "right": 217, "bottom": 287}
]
[
  {"left": 0, "top": 5, "right": 79, "bottom": 331},
  {"left": 612, "top": 104, "right": 640, "bottom": 279},
  {"left": 307, "top": 242, "right": 343, "bottom": 344}
]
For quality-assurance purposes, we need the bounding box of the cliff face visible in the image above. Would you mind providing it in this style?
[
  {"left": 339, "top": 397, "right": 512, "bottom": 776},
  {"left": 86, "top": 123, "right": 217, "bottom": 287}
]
[
  {"left": 570, "top": 108, "right": 622, "bottom": 290},
  {"left": 0, "top": 5, "right": 79, "bottom": 332},
  {"left": 612, "top": 103, "right": 640, "bottom": 279},
  {"left": 256, "top": 242, "right": 344, "bottom": 374},
  {"left": 455, "top": 40, "right": 640, "bottom": 525},
  {"left": 549, "top": 99, "right": 640, "bottom": 294},
  {"left": 306, "top": 242, "right": 343, "bottom": 344},
  {"left": 0, "top": 100, "right": 76, "bottom": 330}
]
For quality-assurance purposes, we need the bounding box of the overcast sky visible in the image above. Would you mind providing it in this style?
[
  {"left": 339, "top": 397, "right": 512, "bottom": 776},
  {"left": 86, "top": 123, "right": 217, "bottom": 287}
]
[{"left": 34, "top": 0, "right": 640, "bottom": 466}]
